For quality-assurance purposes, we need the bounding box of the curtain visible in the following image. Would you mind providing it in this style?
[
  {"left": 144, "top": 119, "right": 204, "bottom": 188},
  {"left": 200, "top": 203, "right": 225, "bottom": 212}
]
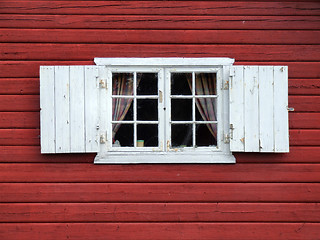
[
  {"left": 112, "top": 73, "right": 141, "bottom": 140},
  {"left": 188, "top": 73, "right": 217, "bottom": 139}
]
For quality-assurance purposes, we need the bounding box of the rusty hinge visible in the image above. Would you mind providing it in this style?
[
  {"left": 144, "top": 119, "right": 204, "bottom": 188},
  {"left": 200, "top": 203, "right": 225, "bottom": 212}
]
[
  {"left": 224, "top": 134, "right": 231, "bottom": 143},
  {"left": 99, "top": 79, "right": 107, "bottom": 88},
  {"left": 100, "top": 133, "right": 106, "bottom": 144}
]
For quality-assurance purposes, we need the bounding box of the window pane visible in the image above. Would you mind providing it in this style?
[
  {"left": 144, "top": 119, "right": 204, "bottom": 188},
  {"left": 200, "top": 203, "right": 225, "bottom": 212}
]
[
  {"left": 171, "top": 99, "right": 192, "bottom": 121},
  {"left": 112, "top": 73, "right": 134, "bottom": 95},
  {"left": 195, "top": 73, "right": 216, "bottom": 95},
  {"left": 112, "top": 124, "right": 133, "bottom": 147},
  {"left": 171, "top": 73, "right": 192, "bottom": 95},
  {"left": 112, "top": 98, "right": 133, "bottom": 121},
  {"left": 196, "top": 124, "right": 217, "bottom": 147},
  {"left": 171, "top": 124, "right": 192, "bottom": 147},
  {"left": 137, "top": 99, "right": 158, "bottom": 121},
  {"left": 137, "top": 124, "right": 158, "bottom": 147},
  {"left": 195, "top": 98, "right": 217, "bottom": 121},
  {"left": 137, "top": 73, "right": 158, "bottom": 95}
]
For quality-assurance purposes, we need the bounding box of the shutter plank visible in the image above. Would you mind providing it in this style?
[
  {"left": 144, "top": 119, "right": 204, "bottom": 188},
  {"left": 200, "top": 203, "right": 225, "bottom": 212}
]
[
  {"left": 54, "top": 66, "right": 70, "bottom": 153},
  {"left": 274, "top": 66, "right": 289, "bottom": 152},
  {"left": 85, "top": 66, "right": 99, "bottom": 153},
  {"left": 244, "top": 66, "right": 259, "bottom": 152},
  {"left": 230, "top": 66, "right": 244, "bottom": 151},
  {"left": 259, "top": 66, "right": 274, "bottom": 152},
  {"left": 70, "top": 66, "right": 85, "bottom": 152},
  {"left": 40, "top": 66, "right": 55, "bottom": 153}
]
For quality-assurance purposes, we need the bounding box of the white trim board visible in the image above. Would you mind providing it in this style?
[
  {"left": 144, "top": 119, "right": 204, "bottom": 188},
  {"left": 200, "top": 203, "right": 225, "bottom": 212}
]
[{"left": 94, "top": 58, "right": 235, "bottom": 66}]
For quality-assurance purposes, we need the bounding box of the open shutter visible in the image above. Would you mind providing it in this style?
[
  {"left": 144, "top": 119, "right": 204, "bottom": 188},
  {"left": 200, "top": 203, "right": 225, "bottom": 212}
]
[
  {"left": 229, "top": 66, "right": 289, "bottom": 152},
  {"left": 40, "top": 65, "right": 100, "bottom": 153}
]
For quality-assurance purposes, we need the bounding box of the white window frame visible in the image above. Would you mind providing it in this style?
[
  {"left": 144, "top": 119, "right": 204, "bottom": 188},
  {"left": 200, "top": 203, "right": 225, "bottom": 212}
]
[{"left": 94, "top": 58, "right": 235, "bottom": 164}]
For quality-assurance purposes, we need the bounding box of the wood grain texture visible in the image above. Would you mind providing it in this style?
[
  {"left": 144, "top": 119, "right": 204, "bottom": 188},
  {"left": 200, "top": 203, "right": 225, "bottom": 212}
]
[
  {"left": 289, "top": 79, "right": 320, "bottom": 95},
  {"left": 1, "top": 29, "right": 319, "bottom": 44},
  {"left": 289, "top": 113, "right": 320, "bottom": 129},
  {"left": 1, "top": 183, "right": 320, "bottom": 203},
  {"left": 1, "top": 15, "right": 319, "bottom": 30},
  {"left": 1, "top": 1, "right": 319, "bottom": 15},
  {"left": 0, "top": 163, "right": 320, "bottom": 183},
  {"left": 1, "top": 44, "right": 319, "bottom": 61},
  {"left": 1, "top": 223, "right": 319, "bottom": 240},
  {"left": 1, "top": 203, "right": 319, "bottom": 223},
  {"left": 0, "top": 146, "right": 319, "bottom": 163}
]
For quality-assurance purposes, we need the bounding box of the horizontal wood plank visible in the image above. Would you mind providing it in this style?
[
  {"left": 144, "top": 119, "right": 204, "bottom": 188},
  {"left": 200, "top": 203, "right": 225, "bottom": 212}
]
[
  {"left": 1, "top": 61, "right": 319, "bottom": 78},
  {"left": 0, "top": 112, "right": 39, "bottom": 129},
  {"left": 1, "top": 29, "right": 319, "bottom": 44},
  {"left": 1, "top": 1, "right": 319, "bottom": 16},
  {"left": 1, "top": 203, "right": 319, "bottom": 223},
  {"left": 1, "top": 223, "right": 319, "bottom": 240},
  {"left": 0, "top": 129, "right": 39, "bottom": 146},
  {"left": 1, "top": 44, "right": 319, "bottom": 61},
  {"left": 289, "top": 79, "right": 320, "bottom": 95},
  {"left": 290, "top": 130, "right": 320, "bottom": 146},
  {"left": 289, "top": 113, "right": 320, "bottom": 129},
  {"left": 0, "top": 163, "right": 320, "bottom": 183},
  {"left": 289, "top": 96, "right": 320, "bottom": 112},
  {"left": 0, "top": 146, "right": 319, "bottom": 163},
  {"left": 0, "top": 78, "right": 39, "bottom": 95},
  {"left": 1, "top": 183, "right": 320, "bottom": 203},
  {"left": 1, "top": 15, "right": 319, "bottom": 30},
  {"left": 0, "top": 95, "right": 39, "bottom": 112}
]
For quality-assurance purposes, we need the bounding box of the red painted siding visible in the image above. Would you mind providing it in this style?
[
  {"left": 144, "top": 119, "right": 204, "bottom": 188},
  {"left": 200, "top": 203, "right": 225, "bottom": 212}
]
[{"left": 0, "top": 1, "right": 319, "bottom": 239}]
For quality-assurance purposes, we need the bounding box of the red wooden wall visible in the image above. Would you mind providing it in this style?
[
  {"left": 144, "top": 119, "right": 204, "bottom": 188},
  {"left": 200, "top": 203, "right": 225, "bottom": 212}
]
[{"left": 0, "top": 1, "right": 320, "bottom": 239}]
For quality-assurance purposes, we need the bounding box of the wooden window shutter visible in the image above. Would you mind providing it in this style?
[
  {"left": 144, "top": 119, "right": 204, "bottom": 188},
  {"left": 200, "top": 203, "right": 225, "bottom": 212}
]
[
  {"left": 40, "top": 66, "right": 100, "bottom": 153},
  {"left": 229, "top": 66, "right": 289, "bottom": 152}
]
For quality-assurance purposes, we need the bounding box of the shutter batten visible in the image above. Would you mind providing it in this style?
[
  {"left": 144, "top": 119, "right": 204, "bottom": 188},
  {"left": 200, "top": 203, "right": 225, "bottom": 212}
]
[{"left": 230, "top": 65, "right": 289, "bottom": 153}]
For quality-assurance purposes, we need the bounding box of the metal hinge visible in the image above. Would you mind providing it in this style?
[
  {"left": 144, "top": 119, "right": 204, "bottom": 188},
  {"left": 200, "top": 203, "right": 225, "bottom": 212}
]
[
  {"left": 100, "top": 134, "right": 106, "bottom": 144},
  {"left": 224, "top": 124, "right": 234, "bottom": 143},
  {"left": 224, "top": 134, "right": 230, "bottom": 143},
  {"left": 99, "top": 79, "right": 107, "bottom": 88}
]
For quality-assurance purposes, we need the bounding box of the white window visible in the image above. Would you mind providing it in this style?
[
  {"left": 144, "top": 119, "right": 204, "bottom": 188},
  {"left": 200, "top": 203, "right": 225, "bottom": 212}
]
[{"left": 40, "top": 58, "right": 289, "bottom": 164}]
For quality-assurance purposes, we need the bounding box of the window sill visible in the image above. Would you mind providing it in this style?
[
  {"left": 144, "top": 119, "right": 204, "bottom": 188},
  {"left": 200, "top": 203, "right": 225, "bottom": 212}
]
[{"left": 94, "top": 152, "right": 235, "bottom": 164}]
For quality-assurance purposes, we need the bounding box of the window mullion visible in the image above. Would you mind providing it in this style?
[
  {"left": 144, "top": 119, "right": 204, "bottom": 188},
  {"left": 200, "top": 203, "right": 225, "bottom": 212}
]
[
  {"left": 133, "top": 72, "right": 137, "bottom": 148},
  {"left": 192, "top": 72, "right": 196, "bottom": 147}
]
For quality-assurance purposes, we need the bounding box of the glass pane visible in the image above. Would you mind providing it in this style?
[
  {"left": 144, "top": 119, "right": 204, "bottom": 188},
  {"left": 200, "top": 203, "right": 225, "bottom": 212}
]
[
  {"left": 171, "top": 124, "right": 192, "bottom": 147},
  {"left": 112, "top": 98, "right": 133, "bottom": 121},
  {"left": 112, "top": 73, "right": 134, "bottom": 95},
  {"left": 137, "top": 99, "right": 158, "bottom": 121},
  {"left": 196, "top": 124, "right": 217, "bottom": 147},
  {"left": 137, "top": 73, "right": 158, "bottom": 95},
  {"left": 195, "top": 98, "right": 217, "bottom": 121},
  {"left": 195, "top": 73, "right": 216, "bottom": 95},
  {"left": 171, "top": 99, "right": 192, "bottom": 121},
  {"left": 137, "top": 124, "right": 158, "bottom": 147},
  {"left": 171, "top": 73, "right": 192, "bottom": 95},
  {"left": 112, "top": 124, "right": 133, "bottom": 147}
]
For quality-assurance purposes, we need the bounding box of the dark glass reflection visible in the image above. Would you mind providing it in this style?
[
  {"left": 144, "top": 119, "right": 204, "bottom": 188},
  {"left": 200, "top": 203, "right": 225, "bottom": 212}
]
[
  {"left": 113, "top": 124, "right": 133, "bottom": 147},
  {"left": 137, "top": 124, "right": 158, "bottom": 147},
  {"left": 171, "top": 73, "right": 192, "bottom": 95},
  {"left": 137, "top": 73, "right": 158, "bottom": 95},
  {"left": 171, "top": 124, "right": 192, "bottom": 147},
  {"left": 196, "top": 124, "right": 217, "bottom": 147},
  {"left": 171, "top": 99, "right": 192, "bottom": 121},
  {"left": 137, "top": 99, "right": 158, "bottom": 121}
]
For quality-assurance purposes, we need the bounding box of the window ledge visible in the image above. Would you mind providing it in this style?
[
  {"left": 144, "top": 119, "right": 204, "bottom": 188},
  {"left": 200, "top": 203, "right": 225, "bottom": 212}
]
[{"left": 94, "top": 152, "right": 235, "bottom": 164}]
